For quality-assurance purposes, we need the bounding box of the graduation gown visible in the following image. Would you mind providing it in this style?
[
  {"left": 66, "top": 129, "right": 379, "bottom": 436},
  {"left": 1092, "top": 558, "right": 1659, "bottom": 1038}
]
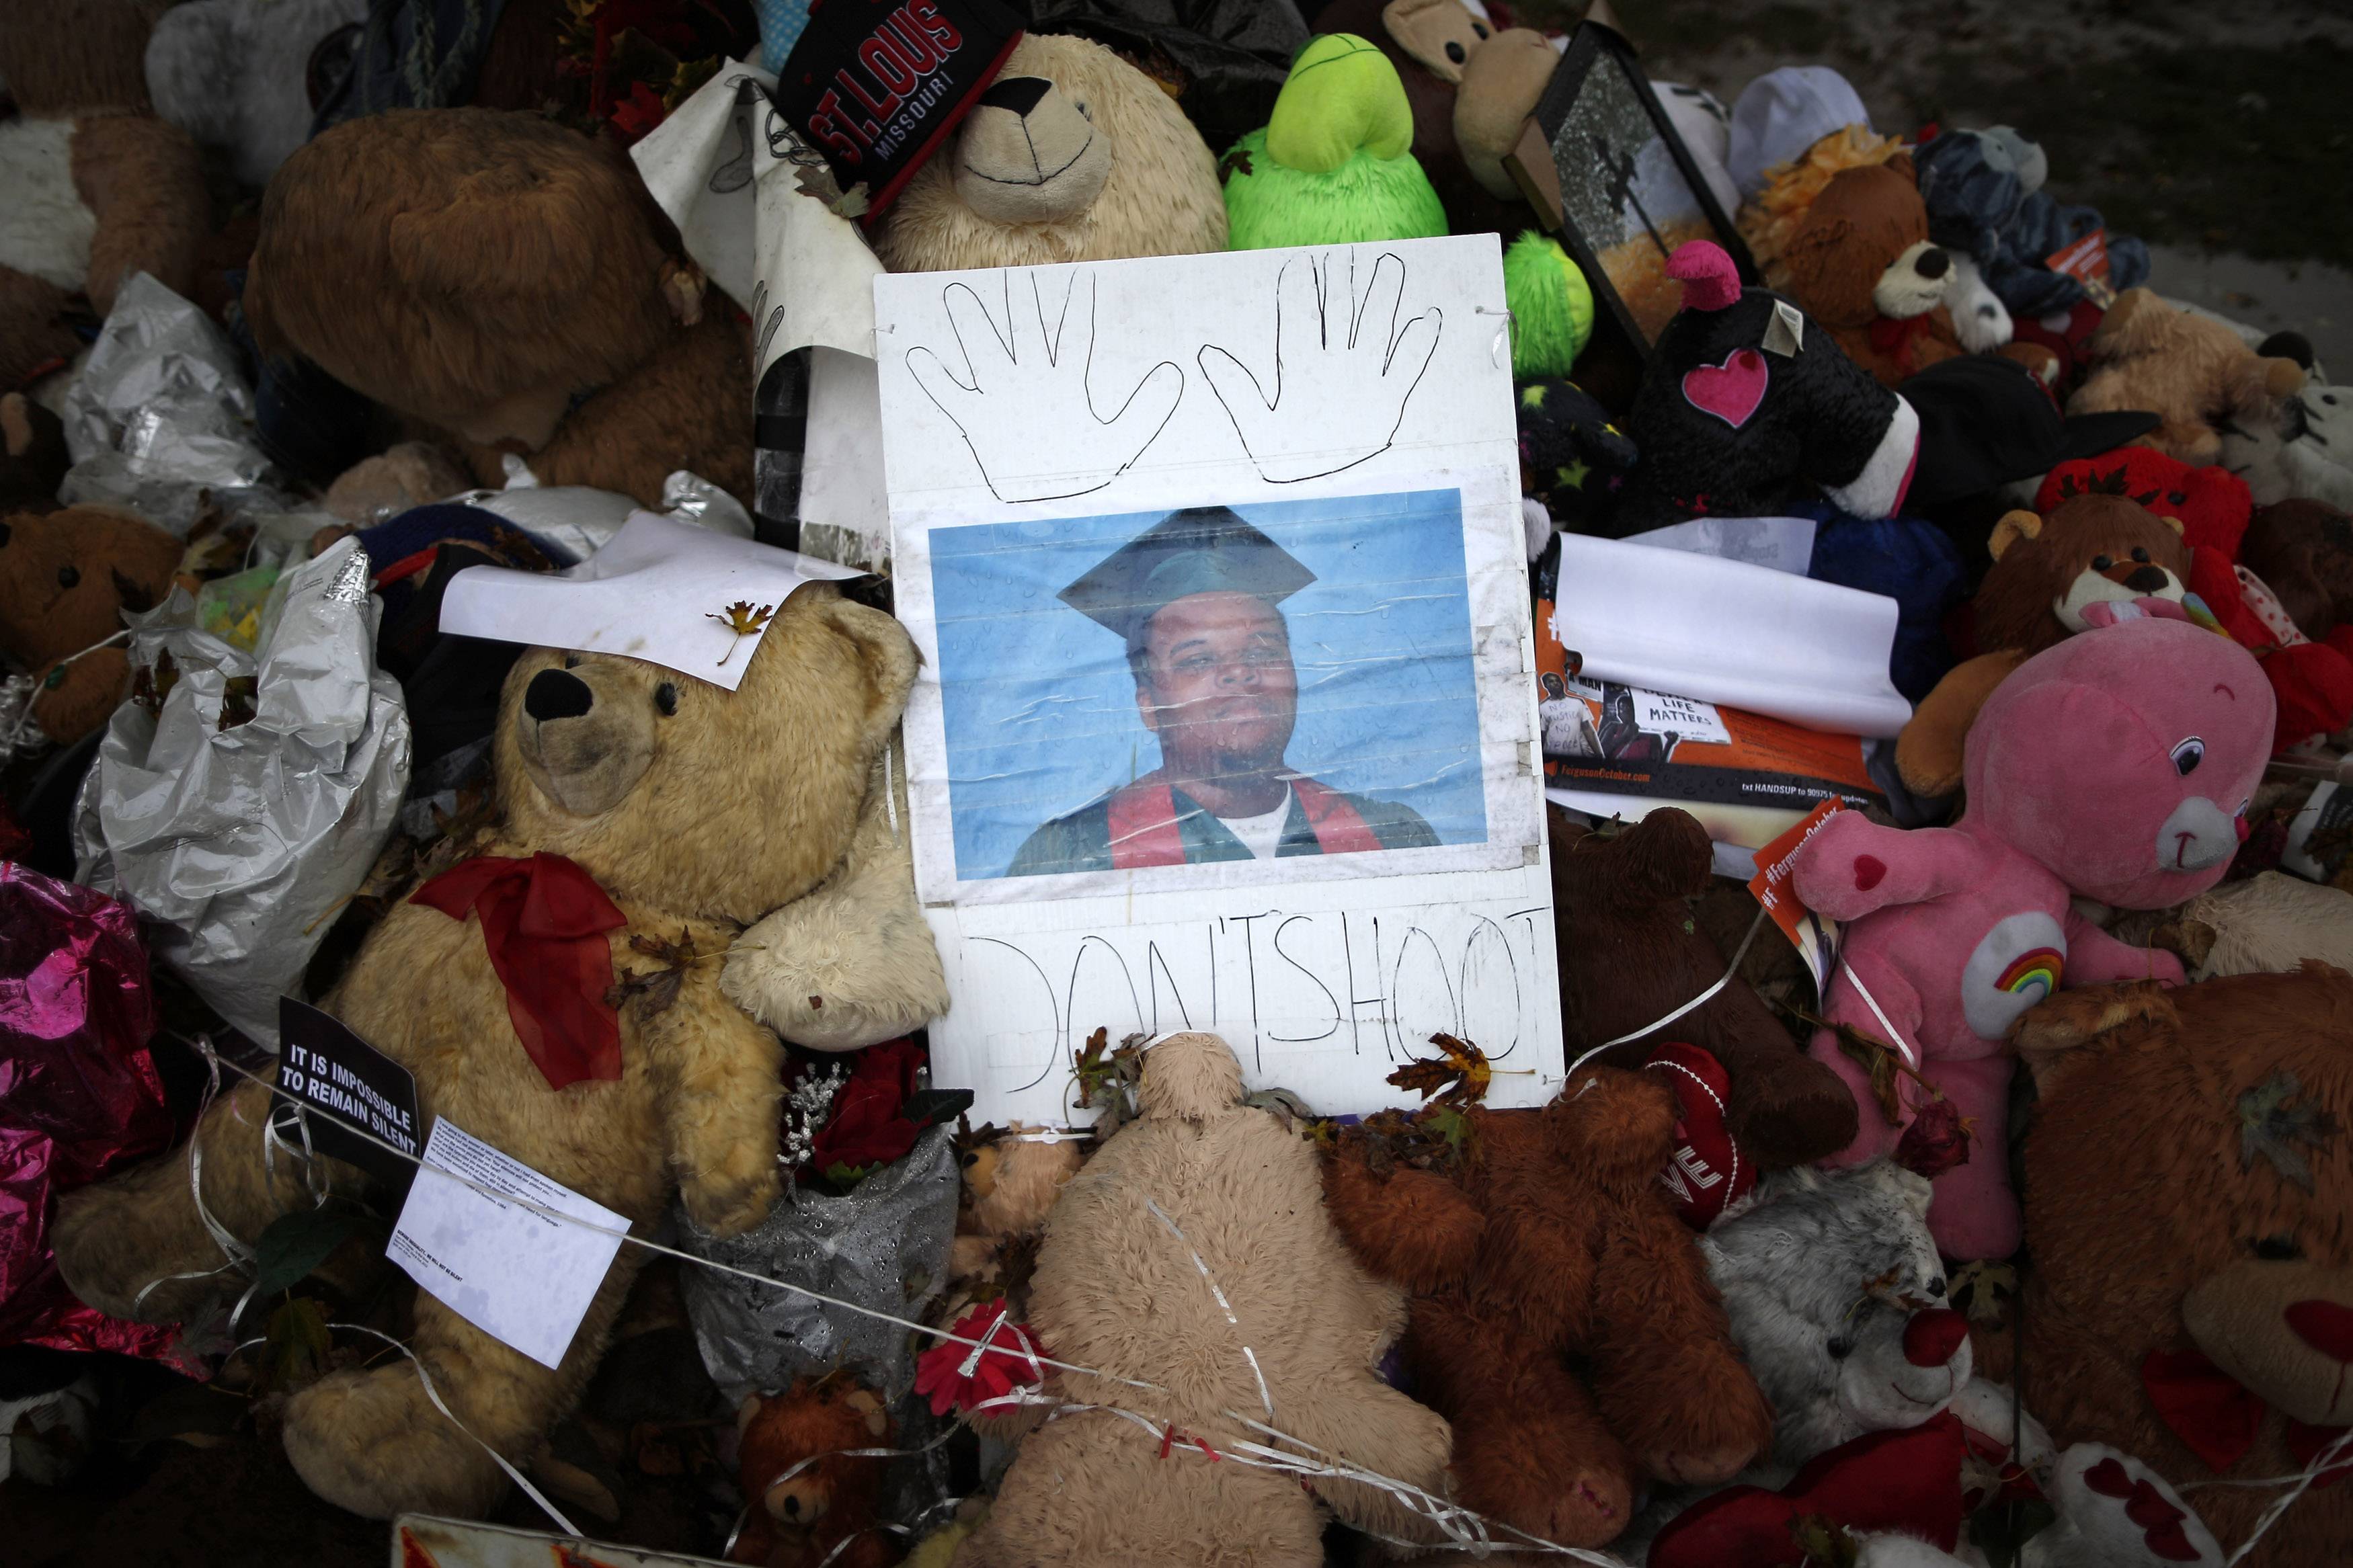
[{"left": 1006, "top": 775, "right": 1438, "bottom": 878}]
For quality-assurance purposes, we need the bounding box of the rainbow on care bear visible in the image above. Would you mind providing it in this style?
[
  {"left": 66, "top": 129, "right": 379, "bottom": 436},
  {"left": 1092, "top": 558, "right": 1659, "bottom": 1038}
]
[{"left": 1792, "top": 618, "right": 2272, "bottom": 1260}]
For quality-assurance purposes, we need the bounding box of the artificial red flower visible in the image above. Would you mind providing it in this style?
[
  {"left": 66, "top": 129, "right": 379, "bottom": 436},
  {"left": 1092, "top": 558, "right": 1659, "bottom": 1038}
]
[
  {"left": 914, "top": 1303, "right": 1044, "bottom": 1418},
  {"left": 1895, "top": 1095, "right": 1974, "bottom": 1181},
  {"left": 606, "top": 81, "right": 671, "bottom": 145},
  {"left": 804, "top": 1038, "right": 927, "bottom": 1177}
]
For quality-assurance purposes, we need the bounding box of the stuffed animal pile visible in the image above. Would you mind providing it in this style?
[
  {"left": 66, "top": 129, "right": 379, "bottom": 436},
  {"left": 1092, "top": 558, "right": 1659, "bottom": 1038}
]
[{"left": 8, "top": 17, "right": 2353, "bottom": 1568}]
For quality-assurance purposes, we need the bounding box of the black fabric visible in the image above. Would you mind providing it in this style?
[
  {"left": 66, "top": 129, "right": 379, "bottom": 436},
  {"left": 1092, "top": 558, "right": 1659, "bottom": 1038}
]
[
  {"left": 1021, "top": 0, "right": 1310, "bottom": 153},
  {"left": 310, "top": 0, "right": 512, "bottom": 133},
  {"left": 1900, "top": 354, "right": 2158, "bottom": 509}
]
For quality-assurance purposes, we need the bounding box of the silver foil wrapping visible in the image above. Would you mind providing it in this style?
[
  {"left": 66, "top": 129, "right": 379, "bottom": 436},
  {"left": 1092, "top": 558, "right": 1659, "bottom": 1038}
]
[
  {"left": 58, "top": 273, "right": 288, "bottom": 532},
  {"left": 677, "top": 1124, "right": 958, "bottom": 1408},
  {"left": 73, "top": 538, "right": 412, "bottom": 1048}
]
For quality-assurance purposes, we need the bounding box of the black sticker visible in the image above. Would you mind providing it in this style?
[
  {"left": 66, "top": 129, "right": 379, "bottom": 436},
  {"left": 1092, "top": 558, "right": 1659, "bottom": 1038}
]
[
  {"left": 774, "top": 0, "right": 1025, "bottom": 221},
  {"left": 275, "top": 997, "right": 424, "bottom": 1192}
]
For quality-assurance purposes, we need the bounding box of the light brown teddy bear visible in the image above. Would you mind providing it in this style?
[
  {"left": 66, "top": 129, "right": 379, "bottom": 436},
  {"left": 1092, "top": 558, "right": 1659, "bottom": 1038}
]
[
  {"left": 54, "top": 583, "right": 920, "bottom": 1521},
  {"left": 869, "top": 32, "right": 1227, "bottom": 274},
  {"left": 0, "top": 503, "right": 185, "bottom": 743},
  {"left": 953, "top": 1031, "right": 1452, "bottom": 1567},
  {"left": 2070, "top": 288, "right": 2309, "bottom": 467},
  {"left": 245, "top": 108, "right": 752, "bottom": 510}
]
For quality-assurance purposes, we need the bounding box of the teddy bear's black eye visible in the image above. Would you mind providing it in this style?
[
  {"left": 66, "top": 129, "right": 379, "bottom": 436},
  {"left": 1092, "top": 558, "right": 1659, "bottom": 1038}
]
[
  {"left": 57, "top": 564, "right": 79, "bottom": 589},
  {"left": 1472, "top": 21, "right": 1490, "bottom": 37},
  {"left": 1074, "top": 99, "right": 1090, "bottom": 120},
  {"left": 2171, "top": 737, "right": 2204, "bottom": 776},
  {"left": 2091, "top": 554, "right": 2113, "bottom": 571},
  {"left": 2254, "top": 1235, "right": 2302, "bottom": 1260},
  {"left": 563, "top": 653, "right": 582, "bottom": 670},
  {"left": 1827, "top": 1334, "right": 1854, "bottom": 1360},
  {"left": 1445, "top": 40, "right": 1466, "bottom": 63},
  {"left": 655, "top": 682, "right": 678, "bottom": 716},
  {"left": 2131, "top": 547, "right": 2151, "bottom": 563}
]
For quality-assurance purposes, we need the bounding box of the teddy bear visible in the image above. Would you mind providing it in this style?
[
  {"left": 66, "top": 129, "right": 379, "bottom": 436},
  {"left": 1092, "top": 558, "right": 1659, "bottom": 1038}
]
[
  {"left": 1776, "top": 159, "right": 2057, "bottom": 390},
  {"left": 1895, "top": 493, "right": 2199, "bottom": 795},
  {"left": 2032, "top": 452, "right": 2353, "bottom": 755},
  {"left": 2068, "top": 289, "right": 2308, "bottom": 469},
  {"left": 1912, "top": 125, "right": 2151, "bottom": 321},
  {"left": 243, "top": 108, "right": 753, "bottom": 511},
  {"left": 2003, "top": 969, "right": 2353, "bottom": 1567},
  {"left": 54, "top": 582, "right": 922, "bottom": 1520},
  {"left": 1219, "top": 32, "right": 1447, "bottom": 251},
  {"left": 144, "top": 0, "right": 368, "bottom": 190},
  {"left": 2239, "top": 497, "right": 2353, "bottom": 655},
  {"left": 943, "top": 1124, "right": 1088, "bottom": 1315},
  {"left": 1792, "top": 618, "right": 2275, "bottom": 1261},
  {"left": 951, "top": 1030, "right": 1453, "bottom": 1567},
  {"left": 731, "top": 1373, "right": 900, "bottom": 1568},
  {"left": 0, "top": 0, "right": 211, "bottom": 389},
  {"left": 0, "top": 502, "right": 185, "bottom": 745},
  {"left": 2225, "top": 383, "right": 2353, "bottom": 514},
  {"left": 1606, "top": 241, "right": 1921, "bottom": 536},
  {"left": 867, "top": 32, "right": 1227, "bottom": 275},
  {"left": 1322, "top": 1065, "right": 1773, "bottom": 1549},
  {"left": 1549, "top": 805, "right": 1858, "bottom": 1173},
  {"left": 0, "top": 393, "right": 71, "bottom": 515},
  {"left": 1310, "top": 0, "right": 1556, "bottom": 239}
]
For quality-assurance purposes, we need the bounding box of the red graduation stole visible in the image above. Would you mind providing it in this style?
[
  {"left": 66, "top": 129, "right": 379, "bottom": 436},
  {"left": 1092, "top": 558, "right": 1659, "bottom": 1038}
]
[
  {"left": 1105, "top": 778, "right": 1383, "bottom": 869},
  {"left": 410, "top": 852, "right": 628, "bottom": 1090}
]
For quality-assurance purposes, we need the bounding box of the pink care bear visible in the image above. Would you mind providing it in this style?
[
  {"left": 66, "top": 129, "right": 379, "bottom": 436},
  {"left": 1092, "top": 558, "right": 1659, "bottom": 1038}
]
[{"left": 1792, "top": 618, "right": 2272, "bottom": 1260}]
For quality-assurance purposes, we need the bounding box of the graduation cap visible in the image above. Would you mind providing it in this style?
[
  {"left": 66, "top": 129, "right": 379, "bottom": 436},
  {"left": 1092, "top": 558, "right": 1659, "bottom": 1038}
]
[{"left": 1059, "top": 507, "right": 1316, "bottom": 651}]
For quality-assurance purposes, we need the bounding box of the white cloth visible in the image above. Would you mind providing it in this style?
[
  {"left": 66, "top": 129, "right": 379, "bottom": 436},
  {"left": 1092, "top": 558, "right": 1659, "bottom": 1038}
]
[
  {"left": 1726, "top": 65, "right": 1872, "bottom": 198},
  {"left": 1219, "top": 788, "right": 1295, "bottom": 860}
]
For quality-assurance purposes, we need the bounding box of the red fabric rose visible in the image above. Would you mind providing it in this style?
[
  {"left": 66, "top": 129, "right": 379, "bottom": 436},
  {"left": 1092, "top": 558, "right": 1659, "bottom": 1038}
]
[
  {"left": 801, "top": 1039, "right": 927, "bottom": 1179},
  {"left": 1895, "top": 1096, "right": 1974, "bottom": 1181},
  {"left": 914, "top": 1303, "right": 1045, "bottom": 1419}
]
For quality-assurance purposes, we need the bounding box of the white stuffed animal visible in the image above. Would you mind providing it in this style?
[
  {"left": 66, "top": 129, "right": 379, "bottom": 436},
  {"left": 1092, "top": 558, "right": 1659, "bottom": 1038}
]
[{"left": 146, "top": 0, "right": 366, "bottom": 188}]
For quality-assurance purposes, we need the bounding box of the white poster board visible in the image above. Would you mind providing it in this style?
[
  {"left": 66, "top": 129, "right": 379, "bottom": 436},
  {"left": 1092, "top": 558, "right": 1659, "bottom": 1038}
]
[{"left": 876, "top": 236, "right": 1562, "bottom": 1126}]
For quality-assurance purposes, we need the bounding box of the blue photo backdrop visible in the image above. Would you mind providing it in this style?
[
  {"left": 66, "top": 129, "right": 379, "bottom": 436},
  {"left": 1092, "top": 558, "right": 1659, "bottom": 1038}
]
[{"left": 928, "top": 488, "right": 1485, "bottom": 880}]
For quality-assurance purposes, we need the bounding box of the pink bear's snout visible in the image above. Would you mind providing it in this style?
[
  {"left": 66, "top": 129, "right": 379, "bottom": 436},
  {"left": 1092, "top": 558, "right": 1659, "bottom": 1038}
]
[{"left": 2155, "top": 796, "right": 2245, "bottom": 873}]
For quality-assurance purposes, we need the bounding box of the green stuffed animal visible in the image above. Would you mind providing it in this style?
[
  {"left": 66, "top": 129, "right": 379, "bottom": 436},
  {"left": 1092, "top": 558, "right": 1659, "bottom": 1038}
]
[{"left": 1220, "top": 34, "right": 1448, "bottom": 250}]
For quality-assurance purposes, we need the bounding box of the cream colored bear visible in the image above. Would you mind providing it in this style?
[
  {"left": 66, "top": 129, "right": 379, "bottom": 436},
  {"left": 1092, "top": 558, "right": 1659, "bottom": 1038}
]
[
  {"left": 54, "top": 584, "right": 920, "bottom": 1520},
  {"left": 954, "top": 1031, "right": 1453, "bottom": 1567}
]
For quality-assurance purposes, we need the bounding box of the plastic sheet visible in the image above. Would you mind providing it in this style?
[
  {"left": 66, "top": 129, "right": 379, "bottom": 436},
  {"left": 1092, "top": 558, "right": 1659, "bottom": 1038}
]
[
  {"left": 458, "top": 460, "right": 756, "bottom": 562},
  {"left": 57, "top": 273, "right": 291, "bottom": 534},
  {"left": 1024, "top": 0, "right": 1311, "bottom": 155},
  {"left": 0, "top": 863, "right": 183, "bottom": 1364},
  {"left": 676, "top": 1124, "right": 957, "bottom": 1408},
  {"left": 74, "top": 539, "right": 412, "bottom": 1048}
]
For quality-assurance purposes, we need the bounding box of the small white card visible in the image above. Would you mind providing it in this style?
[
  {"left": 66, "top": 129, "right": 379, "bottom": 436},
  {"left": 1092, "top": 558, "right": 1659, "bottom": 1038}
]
[
  {"left": 388, "top": 1120, "right": 628, "bottom": 1370},
  {"left": 437, "top": 511, "right": 863, "bottom": 692}
]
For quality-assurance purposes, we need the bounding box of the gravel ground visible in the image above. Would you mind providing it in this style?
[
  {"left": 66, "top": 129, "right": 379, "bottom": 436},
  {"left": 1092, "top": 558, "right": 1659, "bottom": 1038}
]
[{"left": 1521, "top": 0, "right": 2353, "bottom": 368}]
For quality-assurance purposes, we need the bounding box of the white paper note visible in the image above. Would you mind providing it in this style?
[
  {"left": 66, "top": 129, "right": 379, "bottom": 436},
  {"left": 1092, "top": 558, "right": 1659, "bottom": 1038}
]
[{"left": 388, "top": 1120, "right": 628, "bottom": 1370}]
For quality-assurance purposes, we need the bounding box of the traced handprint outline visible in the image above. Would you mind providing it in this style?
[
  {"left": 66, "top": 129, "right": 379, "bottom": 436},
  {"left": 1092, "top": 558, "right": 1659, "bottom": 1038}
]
[
  {"left": 1197, "top": 250, "right": 1443, "bottom": 484},
  {"left": 906, "top": 271, "right": 1184, "bottom": 503}
]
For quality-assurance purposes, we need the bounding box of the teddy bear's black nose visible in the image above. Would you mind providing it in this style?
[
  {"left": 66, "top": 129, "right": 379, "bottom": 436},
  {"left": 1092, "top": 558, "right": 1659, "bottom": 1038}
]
[
  {"left": 524, "top": 668, "right": 594, "bottom": 722},
  {"left": 979, "top": 75, "right": 1053, "bottom": 117},
  {"left": 2124, "top": 565, "right": 2170, "bottom": 592},
  {"left": 1914, "top": 247, "right": 1950, "bottom": 280}
]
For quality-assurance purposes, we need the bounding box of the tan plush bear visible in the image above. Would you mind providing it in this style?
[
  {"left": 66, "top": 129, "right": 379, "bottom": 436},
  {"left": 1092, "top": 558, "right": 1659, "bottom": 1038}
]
[
  {"left": 54, "top": 584, "right": 919, "bottom": 1520},
  {"left": 2070, "top": 288, "right": 2309, "bottom": 467},
  {"left": 954, "top": 1031, "right": 1452, "bottom": 1567},
  {"left": 869, "top": 32, "right": 1226, "bottom": 274}
]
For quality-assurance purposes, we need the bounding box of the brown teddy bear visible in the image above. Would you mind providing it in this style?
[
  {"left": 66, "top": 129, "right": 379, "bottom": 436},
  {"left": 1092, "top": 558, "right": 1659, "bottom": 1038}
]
[
  {"left": 1778, "top": 159, "right": 2054, "bottom": 390},
  {"left": 1323, "top": 1068, "right": 1774, "bottom": 1549},
  {"left": 945, "top": 1124, "right": 1087, "bottom": 1312},
  {"left": 2002, "top": 969, "right": 2353, "bottom": 1567},
  {"left": 868, "top": 32, "right": 1227, "bottom": 274},
  {"left": 953, "top": 1030, "right": 1451, "bottom": 1566},
  {"left": 1895, "top": 492, "right": 2197, "bottom": 794},
  {"left": 244, "top": 108, "right": 752, "bottom": 511},
  {"left": 54, "top": 583, "right": 920, "bottom": 1520},
  {"left": 1550, "top": 804, "right": 1858, "bottom": 1171},
  {"left": 2069, "top": 288, "right": 2309, "bottom": 468},
  {"left": 731, "top": 1374, "right": 899, "bottom": 1568},
  {"left": 0, "top": 502, "right": 184, "bottom": 744},
  {"left": 2239, "top": 497, "right": 2353, "bottom": 648},
  {"left": 0, "top": 0, "right": 210, "bottom": 389}
]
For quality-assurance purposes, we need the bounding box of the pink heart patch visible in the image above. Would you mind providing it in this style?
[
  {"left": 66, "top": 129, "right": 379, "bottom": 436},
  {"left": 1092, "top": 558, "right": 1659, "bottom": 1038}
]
[{"left": 1683, "top": 348, "right": 1769, "bottom": 429}]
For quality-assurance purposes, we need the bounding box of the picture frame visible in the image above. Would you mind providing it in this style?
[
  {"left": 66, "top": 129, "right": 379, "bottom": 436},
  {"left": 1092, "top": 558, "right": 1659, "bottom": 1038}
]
[{"left": 1506, "top": 22, "right": 1760, "bottom": 402}]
